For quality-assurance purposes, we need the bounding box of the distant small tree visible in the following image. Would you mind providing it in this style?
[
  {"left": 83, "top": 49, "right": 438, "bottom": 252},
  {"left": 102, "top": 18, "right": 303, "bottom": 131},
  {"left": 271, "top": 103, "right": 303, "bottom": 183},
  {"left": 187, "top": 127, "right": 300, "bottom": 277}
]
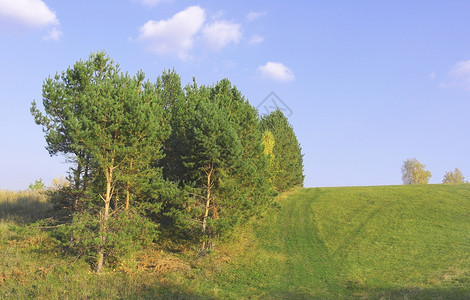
[
  {"left": 50, "top": 177, "right": 70, "bottom": 190},
  {"left": 28, "top": 179, "right": 45, "bottom": 191},
  {"left": 442, "top": 168, "right": 465, "bottom": 184},
  {"left": 401, "top": 158, "right": 431, "bottom": 185}
]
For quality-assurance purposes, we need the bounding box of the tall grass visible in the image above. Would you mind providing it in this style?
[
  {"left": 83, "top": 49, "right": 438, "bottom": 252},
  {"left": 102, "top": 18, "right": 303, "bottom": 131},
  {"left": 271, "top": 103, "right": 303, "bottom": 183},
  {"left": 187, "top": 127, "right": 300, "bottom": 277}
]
[
  {"left": 0, "top": 190, "right": 52, "bottom": 224},
  {"left": 0, "top": 190, "right": 199, "bottom": 299}
]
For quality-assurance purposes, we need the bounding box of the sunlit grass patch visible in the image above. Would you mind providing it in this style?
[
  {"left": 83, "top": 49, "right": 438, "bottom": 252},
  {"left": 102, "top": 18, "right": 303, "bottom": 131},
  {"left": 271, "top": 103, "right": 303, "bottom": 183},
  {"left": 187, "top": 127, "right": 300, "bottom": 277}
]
[
  {"left": 184, "top": 184, "right": 470, "bottom": 298},
  {"left": 0, "top": 190, "right": 52, "bottom": 224}
]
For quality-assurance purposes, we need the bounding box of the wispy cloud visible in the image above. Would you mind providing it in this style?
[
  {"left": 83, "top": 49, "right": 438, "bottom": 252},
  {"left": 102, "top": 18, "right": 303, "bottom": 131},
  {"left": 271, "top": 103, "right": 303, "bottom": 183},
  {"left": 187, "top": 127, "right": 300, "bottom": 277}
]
[
  {"left": 0, "top": 0, "right": 59, "bottom": 28},
  {"left": 137, "top": 6, "right": 205, "bottom": 60},
  {"left": 258, "top": 62, "right": 295, "bottom": 82},
  {"left": 249, "top": 34, "right": 264, "bottom": 45},
  {"left": 202, "top": 20, "right": 241, "bottom": 50},
  {"left": 440, "top": 60, "right": 470, "bottom": 90},
  {"left": 43, "top": 26, "right": 62, "bottom": 40},
  {"left": 246, "top": 11, "right": 266, "bottom": 22}
]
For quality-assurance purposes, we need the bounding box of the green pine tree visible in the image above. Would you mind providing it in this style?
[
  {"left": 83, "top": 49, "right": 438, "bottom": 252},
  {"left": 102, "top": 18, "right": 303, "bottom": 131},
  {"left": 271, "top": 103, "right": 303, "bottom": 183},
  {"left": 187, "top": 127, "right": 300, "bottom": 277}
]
[
  {"left": 161, "top": 79, "right": 274, "bottom": 250},
  {"left": 32, "top": 51, "right": 169, "bottom": 271},
  {"left": 260, "top": 109, "right": 304, "bottom": 192}
]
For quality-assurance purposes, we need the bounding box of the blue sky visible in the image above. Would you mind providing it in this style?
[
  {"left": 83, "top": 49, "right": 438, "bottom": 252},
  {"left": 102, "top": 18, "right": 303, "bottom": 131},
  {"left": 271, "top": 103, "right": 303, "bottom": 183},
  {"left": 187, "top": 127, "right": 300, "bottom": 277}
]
[{"left": 1, "top": 0, "right": 470, "bottom": 190}]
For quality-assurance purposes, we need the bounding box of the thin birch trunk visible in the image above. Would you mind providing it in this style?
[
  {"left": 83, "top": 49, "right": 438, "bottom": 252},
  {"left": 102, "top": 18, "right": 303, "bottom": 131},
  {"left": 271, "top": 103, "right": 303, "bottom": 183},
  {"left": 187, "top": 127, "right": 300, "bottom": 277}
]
[
  {"left": 96, "top": 163, "right": 113, "bottom": 273},
  {"left": 201, "top": 163, "right": 214, "bottom": 251}
]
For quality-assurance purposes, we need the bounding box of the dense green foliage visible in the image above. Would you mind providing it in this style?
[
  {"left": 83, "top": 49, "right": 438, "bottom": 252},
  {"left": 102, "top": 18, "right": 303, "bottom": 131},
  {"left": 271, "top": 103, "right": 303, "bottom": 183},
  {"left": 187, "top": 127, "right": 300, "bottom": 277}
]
[
  {"left": 30, "top": 52, "right": 289, "bottom": 269},
  {"left": 159, "top": 78, "right": 274, "bottom": 250},
  {"left": 2, "top": 184, "right": 470, "bottom": 298},
  {"left": 260, "top": 109, "right": 304, "bottom": 192},
  {"left": 31, "top": 52, "right": 171, "bottom": 271}
]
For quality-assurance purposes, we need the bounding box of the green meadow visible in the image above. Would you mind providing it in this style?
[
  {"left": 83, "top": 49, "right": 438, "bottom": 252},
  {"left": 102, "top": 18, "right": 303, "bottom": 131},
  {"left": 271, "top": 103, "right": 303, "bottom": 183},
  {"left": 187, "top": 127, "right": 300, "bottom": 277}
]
[{"left": 1, "top": 184, "right": 470, "bottom": 299}]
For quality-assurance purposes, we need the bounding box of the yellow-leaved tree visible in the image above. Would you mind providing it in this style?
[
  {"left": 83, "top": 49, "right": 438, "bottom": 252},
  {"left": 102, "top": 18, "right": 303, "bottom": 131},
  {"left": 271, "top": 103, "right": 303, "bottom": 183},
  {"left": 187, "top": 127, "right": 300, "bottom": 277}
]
[
  {"left": 401, "top": 158, "right": 432, "bottom": 184},
  {"left": 442, "top": 168, "right": 466, "bottom": 184}
]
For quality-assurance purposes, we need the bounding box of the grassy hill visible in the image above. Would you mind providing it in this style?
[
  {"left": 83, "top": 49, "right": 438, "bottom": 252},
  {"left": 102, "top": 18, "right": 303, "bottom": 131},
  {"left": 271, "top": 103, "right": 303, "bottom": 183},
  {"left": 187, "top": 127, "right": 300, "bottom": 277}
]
[
  {"left": 188, "top": 184, "right": 470, "bottom": 299},
  {"left": 1, "top": 184, "right": 470, "bottom": 298}
]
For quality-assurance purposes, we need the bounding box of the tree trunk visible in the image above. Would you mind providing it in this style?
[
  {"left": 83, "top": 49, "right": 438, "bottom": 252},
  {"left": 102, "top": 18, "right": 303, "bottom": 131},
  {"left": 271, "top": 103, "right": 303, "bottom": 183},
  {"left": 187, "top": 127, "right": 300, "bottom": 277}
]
[
  {"left": 73, "top": 153, "right": 90, "bottom": 212},
  {"left": 73, "top": 160, "right": 82, "bottom": 211},
  {"left": 125, "top": 159, "right": 133, "bottom": 210},
  {"left": 125, "top": 183, "right": 130, "bottom": 210},
  {"left": 201, "top": 163, "right": 214, "bottom": 251},
  {"left": 96, "top": 243, "right": 104, "bottom": 273},
  {"left": 96, "top": 165, "right": 113, "bottom": 273}
]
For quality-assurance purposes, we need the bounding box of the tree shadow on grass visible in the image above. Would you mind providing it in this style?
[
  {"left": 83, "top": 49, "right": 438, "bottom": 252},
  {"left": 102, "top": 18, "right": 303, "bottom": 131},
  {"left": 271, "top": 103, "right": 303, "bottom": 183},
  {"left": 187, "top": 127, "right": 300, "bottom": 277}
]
[
  {"left": 348, "top": 283, "right": 470, "bottom": 299},
  {"left": 263, "top": 291, "right": 331, "bottom": 299},
  {"left": 139, "top": 285, "right": 218, "bottom": 300},
  {"left": 267, "top": 286, "right": 470, "bottom": 300}
]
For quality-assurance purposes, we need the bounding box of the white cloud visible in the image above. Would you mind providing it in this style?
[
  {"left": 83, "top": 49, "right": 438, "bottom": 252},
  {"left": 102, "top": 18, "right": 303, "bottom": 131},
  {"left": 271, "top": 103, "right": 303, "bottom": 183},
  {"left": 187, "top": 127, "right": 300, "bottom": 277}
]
[
  {"left": 440, "top": 60, "right": 470, "bottom": 90},
  {"left": 43, "top": 26, "right": 62, "bottom": 40},
  {"left": 202, "top": 20, "right": 241, "bottom": 50},
  {"left": 249, "top": 34, "right": 264, "bottom": 45},
  {"left": 137, "top": 6, "right": 245, "bottom": 59},
  {"left": 0, "top": 0, "right": 59, "bottom": 28},
  {"left": 258, "top": 62, "right": 295, "bottom": 82},
  {"left": 246, "top": 11, "right": 266, "bottom": 22},
  {"left": 429, "top": 71, "right": 436, "bottom": 79},
  {"left": 132, "top": 0, "right": 168, "bottom": 7},
  {"left": 449, "top": 60, "right": 470, "bottom": 89},
  {"left": 137, "top": 6, "right": 205, "bottom": 59}
]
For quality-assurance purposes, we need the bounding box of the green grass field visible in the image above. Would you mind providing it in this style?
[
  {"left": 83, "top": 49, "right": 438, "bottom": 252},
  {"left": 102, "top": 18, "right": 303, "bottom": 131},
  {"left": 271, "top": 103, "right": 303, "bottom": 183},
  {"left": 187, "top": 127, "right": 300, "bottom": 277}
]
[{"left": 1, "top": 184, "right": 470, "bottom": 299}]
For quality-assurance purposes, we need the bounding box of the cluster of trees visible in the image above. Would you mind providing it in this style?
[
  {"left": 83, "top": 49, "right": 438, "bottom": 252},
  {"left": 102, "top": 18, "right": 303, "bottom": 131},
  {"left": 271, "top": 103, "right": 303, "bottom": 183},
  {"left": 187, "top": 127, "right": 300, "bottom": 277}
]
[
  {"left": 31, "top": 52, "right": 304, "bottom": 272},
  {"left": 401, "top": 158, "right": 466, "bottom": 185}
]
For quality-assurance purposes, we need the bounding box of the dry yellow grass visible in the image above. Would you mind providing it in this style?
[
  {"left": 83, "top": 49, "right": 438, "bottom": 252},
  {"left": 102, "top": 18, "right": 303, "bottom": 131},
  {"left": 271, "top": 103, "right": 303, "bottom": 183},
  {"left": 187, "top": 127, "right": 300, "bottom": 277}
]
[{"left": 0, "top": 190, "right": 51, "bottom": 224}]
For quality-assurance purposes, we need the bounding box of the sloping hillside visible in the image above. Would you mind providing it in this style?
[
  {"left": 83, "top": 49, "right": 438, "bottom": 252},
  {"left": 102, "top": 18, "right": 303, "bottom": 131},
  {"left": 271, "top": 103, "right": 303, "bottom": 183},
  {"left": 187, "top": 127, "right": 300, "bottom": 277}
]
[
  {"left": 1, "top": 185, "right": 470, "bottom": 298},
  {"left": 203, "top": 184, "right": 470, "bottom": 298}
]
